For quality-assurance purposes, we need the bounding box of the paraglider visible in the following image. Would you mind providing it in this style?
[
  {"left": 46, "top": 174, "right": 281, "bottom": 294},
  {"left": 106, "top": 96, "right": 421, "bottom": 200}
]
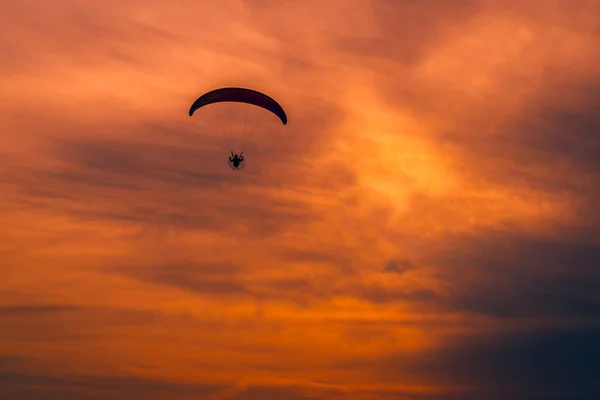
[
  {"left": 228, "top": 151, "right": 244, "bottom": 170},
  {"left": 188, "top": 87, "right": 287, "bottom": 170}
]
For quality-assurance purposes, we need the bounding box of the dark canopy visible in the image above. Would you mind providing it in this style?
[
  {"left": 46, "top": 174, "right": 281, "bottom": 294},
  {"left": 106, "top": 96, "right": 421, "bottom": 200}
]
[{"left": 188, "top": 87, "right": 288, "bottom": 125}]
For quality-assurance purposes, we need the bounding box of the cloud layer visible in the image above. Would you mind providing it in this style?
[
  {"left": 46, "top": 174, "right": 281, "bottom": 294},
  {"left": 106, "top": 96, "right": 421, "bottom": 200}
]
[{"left": 1, "top": 0, "right": 599, "bottom": 399}]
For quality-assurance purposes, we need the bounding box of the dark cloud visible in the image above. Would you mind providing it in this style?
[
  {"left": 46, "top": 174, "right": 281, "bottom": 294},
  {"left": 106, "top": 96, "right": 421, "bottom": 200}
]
[
  {"left": 113, "top": 262, "right": 250, "bottom": 297},
  {"left": 442, "top": 78, "right": 600, "bottom": 194},
  {"left": 0, "top": 305, "right": 198, "bottom": 343},
  {"left": 335, "top": 222, "right": 600, "bottom": 320},
  {"left": 277, "top": 249, "right": 356, "bottom": 276},
  {"left": 383, "top": 259, "right": 413, "bottom": 275},
  {"left": 109, "top": 261, "right": 321, "bottom": 307},
  {"left": 0, "top": 370, "right": 335, "bottom": 400},
  {"left": 0, "top": 305, "right": 82, "bottom": 316},
  {"left": 0, "top": 372, "right": 224, "bottom": 400},
  {"left": 377, "top": 327, "right": 600, "bottom": 399},
  {"left": 432, "top": 230, "right": 600, "bottom": 318},
  {"left": 5, "top": 132, "right": 325, "bottom": 236},
  {"left": 230, "top": 385, "right": 318, "bottom": 400},
  {"left": 352, "top": 283, "right": 443, "bottom": 307},
  {"left": 51, "top": 137, "right": 235, "bottom": 189}
]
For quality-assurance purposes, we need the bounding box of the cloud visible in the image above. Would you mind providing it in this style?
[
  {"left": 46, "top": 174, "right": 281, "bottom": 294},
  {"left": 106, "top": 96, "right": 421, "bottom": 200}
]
[
  {"left": 376, "top": 327, "right": 600, "bottom": 399},
  {"left": 0, "top": 305, "right": 83, "bottom": 316},
  {"left": 0, "top": 371, "right": 224, "bottom": 400},
  {"left": 112, "top": 262, "right": 250, "bottom": 297},
  {"left": 383, "top": 259, "right": 413, "bottom": 275},
  {"left": 428, "top": 230, "right": 600, "bottom": 318},
  {"left": 1, "top": 0, "right": 600, "bottom": 399}
]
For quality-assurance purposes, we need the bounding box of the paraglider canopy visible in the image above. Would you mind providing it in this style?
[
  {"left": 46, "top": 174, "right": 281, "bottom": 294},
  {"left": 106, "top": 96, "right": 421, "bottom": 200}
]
[
  {"left": 188, "top": 87, "right": 288, "bottom": 171},
  {"left": 188, "top": 87, "right": 288, "bottom": 125}
]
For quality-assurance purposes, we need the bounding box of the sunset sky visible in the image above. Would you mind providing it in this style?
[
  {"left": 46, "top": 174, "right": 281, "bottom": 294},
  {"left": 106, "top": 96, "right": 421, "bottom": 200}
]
[{"left": 1, "top": 0, "right": 599, "bottom": 399}]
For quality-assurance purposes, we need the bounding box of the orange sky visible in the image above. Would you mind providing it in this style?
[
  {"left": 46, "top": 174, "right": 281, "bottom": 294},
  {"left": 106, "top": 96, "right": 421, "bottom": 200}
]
[{"left": 1, "top": 1, "right": 599, "bottom": 399}]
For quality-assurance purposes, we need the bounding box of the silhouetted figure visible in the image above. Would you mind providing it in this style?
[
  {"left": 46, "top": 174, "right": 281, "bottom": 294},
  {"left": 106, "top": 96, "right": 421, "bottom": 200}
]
[{"left": 228, "top": 151, "right": 245, "bottom": 170}]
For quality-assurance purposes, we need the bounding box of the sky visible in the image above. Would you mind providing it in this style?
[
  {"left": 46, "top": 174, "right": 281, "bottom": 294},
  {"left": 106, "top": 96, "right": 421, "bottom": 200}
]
[{"left": 1, "top": 0, "right": 599, "bottom": 399}]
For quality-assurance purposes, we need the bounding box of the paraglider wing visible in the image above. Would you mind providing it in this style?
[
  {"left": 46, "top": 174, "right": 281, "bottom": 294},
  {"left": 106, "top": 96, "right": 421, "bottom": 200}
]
[{"left": 188, "top": 87, "right": 287, "bottom": 125}]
